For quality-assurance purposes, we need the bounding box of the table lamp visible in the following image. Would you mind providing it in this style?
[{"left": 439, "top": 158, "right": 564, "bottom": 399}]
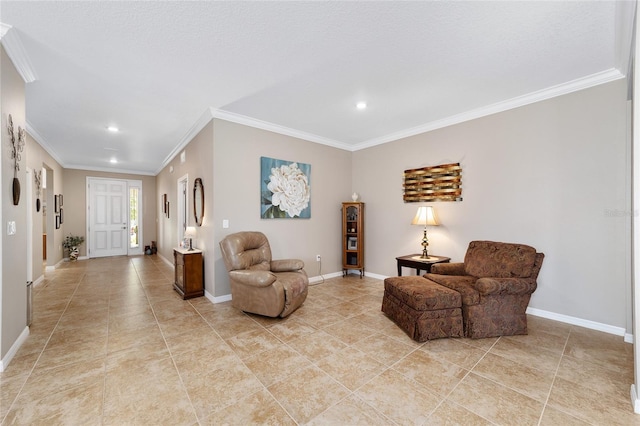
[
  {"left": 185, "top": 226, "right": 197, "bottom": 251},
  {"left": 411, "top": 206, "right": 438, "bottom": 258}
]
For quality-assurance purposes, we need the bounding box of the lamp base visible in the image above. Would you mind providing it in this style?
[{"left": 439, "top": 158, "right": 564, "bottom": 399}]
[{"left": 419, "top": 227, "right": 429, "bottom": 258}]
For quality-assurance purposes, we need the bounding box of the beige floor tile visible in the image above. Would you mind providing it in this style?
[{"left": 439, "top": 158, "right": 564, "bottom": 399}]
[
  {"left": 306, "top": 394, "right": 391, "bottom": 426},
  {"left": 316, "top": 345, "right": 386, "bottom": 391},
  {"left": 164, "top": 325, "right": 224, "bottom": 355},
  {"left": 4, "top": 381, "right": 104, "bottom": 425},
  {"left": 547, "top": 377, "right": 640, "bottom": 425},
  {"left": 420, "top": 337, "right": 487, "bottom": 369},
  {"left": 6, "top": 261, "right": 637, "bottom": 425},
  {"left": 556, "top": 353, "right": 633, "bottom": 405},
  {"left": 264, "top": 316, "right": 317, "bottom": 342},
  {"left": 0, "top": 374, "right": 28, "bottom": 421},
  {"left": 351, "top": 332, "right": 418, "bottom": 366},
  {"left": 222, "top": 328, "right": 283, "bottom": 359},
  {"left": 471, "top": 352, "right": 555, "bottom": 402},
  {"left": 20, "top": 358, "right": 105, "bottom": 401},
  {"left": 200, "top": 388, "right": 296, "bottom": 425},
  {"left": 106, "top": 322, "right": 164, "bottom": 353},
  {"left": 539, "top": 406, "right": 592, "bottom": 425},
  {"left": 322, "top": 317, "right": 377, "bottom": 345},
  {"left": 428, "top": 400, "right": 493, "bottom": 425},
  {"left": 501, "top": 328, "right": 568, "bottom": 355},
  {"left": 489, "top": 335, "right": 562, "bottom": 373},
  {"left": 287, "top": 329, "right": 349, "bottom": 361},
  {"left": 243, "top": 344, "right": 313, "bottom": 387},
  {"left": 103, "top": 377, "right": 196, "bottom": 426},
  {"left": 564, "top": 327, "right": 634, "bottom": 376},
  {"left": 180, "top": 359, "right": 264, "bottom": 420},
  {"left": 448, "top": 372, "right": 544, "bottom": 425},
  {"left": 35, "top": 336, "right": 107, "bottom": 370},
  {"left": 268, "top": 364, "right": 350, "bottom": 424},
  {"left": 203, "top": 312, "right": 263, "bottom": 338},
  {"left": 355, "top": 368, "right": 441, "bottom": 425},
  {"left": 393, "top": 349, "right": 469, "bottom": 397}
]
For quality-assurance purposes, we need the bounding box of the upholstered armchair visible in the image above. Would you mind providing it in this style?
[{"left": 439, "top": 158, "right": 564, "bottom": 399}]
[
  {"left": 219, "top": 231, "right": 308, "bottom": 318},
  {"left": 425, "top": 240, "right": 544, "bottom": 339}
]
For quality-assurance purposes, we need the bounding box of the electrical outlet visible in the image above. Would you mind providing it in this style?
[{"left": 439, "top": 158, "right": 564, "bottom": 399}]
[{"left": 316, "top": 255, "right": 321, "bottom": 262}]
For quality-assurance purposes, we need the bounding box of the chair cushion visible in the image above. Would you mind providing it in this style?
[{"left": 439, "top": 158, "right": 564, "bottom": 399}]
[
  {"left": 220, "top": 231, "right": 272, "bottom": 271},
  {"left": 384, "top": 276, "right": 461, "bottom": 311},
  {"left": 463, "top": 241, "right": 537, "bottom": 278},
  {"left": 424, "top": 273, "right": 480, "bottom": 306}
]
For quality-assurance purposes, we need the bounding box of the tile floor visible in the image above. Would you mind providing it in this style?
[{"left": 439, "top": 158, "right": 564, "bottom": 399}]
[{"left": 0, "top": 255, "right": 638, "bottom": 425}]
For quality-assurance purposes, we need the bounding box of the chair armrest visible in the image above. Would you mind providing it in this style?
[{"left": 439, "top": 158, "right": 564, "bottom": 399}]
[
  {"left": 229, "top": 270, "right": 277, "bottom": 287},
  {"left": 271, "top": 259, "right": 304, "bottom": 272},
  {"left": 475, "top": 277, "right": 537, "bottom": 296},
  {"left": 430, "top": 262, "right": 466, "bottom": 275}
]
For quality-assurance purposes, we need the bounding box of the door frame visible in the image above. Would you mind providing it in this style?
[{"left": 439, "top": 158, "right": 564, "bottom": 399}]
[{"left": 86, "top": 177, "right": 143, "bottom": 258}]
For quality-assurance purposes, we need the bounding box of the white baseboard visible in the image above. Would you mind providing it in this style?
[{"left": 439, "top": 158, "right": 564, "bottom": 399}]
[
  {"left": 204, "top": 289, "right": 232, "bottom": 304},
  {"left": 526, "top": 306, "right": 627, "bottom": 337},
  {"left": 157, "top": 253, "right": 173, "bottom": 268},
  {"left": 631, "top": 385, "right": 640, "bottom": 413},
  {"left": 0, "top": 326, "right": 29, "bottom": 372},
  {"left": 33, "top": 274, "right": 44, "bottom": 287}
]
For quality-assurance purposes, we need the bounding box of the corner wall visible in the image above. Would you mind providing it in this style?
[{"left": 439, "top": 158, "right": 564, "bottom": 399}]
[
  {"left": 211, "top": 119, "right": 352, "bottom": 297},
  {"left": 353, "top": 79, "right": 630, "bottom": 330}
]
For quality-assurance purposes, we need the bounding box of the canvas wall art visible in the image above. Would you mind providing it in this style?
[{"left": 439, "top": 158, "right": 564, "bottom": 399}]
[
  {"left": 261, "top": 156, "right": 311, "bottom": 219},
  {"left": 403, "top": 162, "right": 462, "bottom": 202}
]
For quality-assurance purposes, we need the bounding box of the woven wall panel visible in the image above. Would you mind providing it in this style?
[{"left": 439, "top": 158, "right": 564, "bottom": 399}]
[{"left": 403, "top": 163, "right": 462, "bottom": 202}]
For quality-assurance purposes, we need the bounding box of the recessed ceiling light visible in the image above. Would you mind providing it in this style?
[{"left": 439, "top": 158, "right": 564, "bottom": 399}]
[
  {"left": 110, "top": 158, "right": 117, "bottom": 164},
  {"left": 356, "top": 102, "right": 367, "bottom": 110},
  {"left": 107, "top": 126, "right": 119, "bottom": 132}
]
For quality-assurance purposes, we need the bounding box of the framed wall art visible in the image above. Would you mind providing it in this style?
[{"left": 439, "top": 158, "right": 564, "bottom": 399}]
[
  {"left": 403, "top": 163, "right": 462, "bottom": 202},
  {"left": 260, "top": 156, "right": 311, "bottom": 219}
]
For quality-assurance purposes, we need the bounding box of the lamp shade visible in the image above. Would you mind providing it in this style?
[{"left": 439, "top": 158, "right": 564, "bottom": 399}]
[
  {"left": 411, "top": 206, "right": 438, "bottom": 226},
  {"left": 185, "top": 226, "right": 197, "bottom": 238}
]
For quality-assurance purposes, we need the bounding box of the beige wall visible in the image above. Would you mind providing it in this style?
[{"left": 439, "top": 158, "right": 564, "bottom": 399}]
[
  {"left": 353, "top": 79, "right": 630, "bottom": 329},
  {"left": 62, "top": 169, "right": 156, "bottom": 257},
  {"left": 211, "top": 119, "right": 352, "bottom": 297},
  {"left": 26, "top": 133, "right": 64, "bottom": 276},
  {"left": 1, "top": 46, "right": 28, "bottom": 359},
  {"left": 156, "top": 121, "right": 214, "bottom": 291}
]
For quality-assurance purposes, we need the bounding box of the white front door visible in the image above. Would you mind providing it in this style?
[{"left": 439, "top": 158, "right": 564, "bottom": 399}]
[{"left": 88, "top": 178, "right": 128, "bottom": 258}]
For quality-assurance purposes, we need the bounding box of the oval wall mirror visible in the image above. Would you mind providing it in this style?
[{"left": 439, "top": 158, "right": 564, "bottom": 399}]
[{"left": 193, "top": 178, "right": 204, "bottom": 226}]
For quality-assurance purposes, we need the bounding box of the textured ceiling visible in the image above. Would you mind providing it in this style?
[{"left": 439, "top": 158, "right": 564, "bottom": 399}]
[{"left": 0, "top": 1, "right": 634, "bottom": 175}]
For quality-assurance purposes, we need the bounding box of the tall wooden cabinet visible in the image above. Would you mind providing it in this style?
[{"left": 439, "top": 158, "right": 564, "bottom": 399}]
[
  {"left": 342, "top": 202, "right": 364, "bottom": 278},
  {"left": 173, "top": 248, "right": 204, "bottom": 299}
]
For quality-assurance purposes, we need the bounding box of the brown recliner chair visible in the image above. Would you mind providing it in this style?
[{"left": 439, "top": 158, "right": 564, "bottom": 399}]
[
  {"left": 219, "top": 231, "right": 308, "bottom": 318},
  {"left": 425, "top": 240, "right": 544, "bottom": 339}
]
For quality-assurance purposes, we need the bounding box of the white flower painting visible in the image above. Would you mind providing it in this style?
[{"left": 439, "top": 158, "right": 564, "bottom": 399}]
[{"left": 261, "top": 157, "right": 311, "bottom": 219}]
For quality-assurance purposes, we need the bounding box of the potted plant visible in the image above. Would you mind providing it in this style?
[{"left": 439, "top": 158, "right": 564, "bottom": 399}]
[{"left": 63, "top": 234, "right": 85, "bottom": 261}]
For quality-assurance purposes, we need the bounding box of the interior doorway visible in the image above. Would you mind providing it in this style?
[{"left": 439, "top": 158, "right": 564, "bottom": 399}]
[{"left": 87, "top": 177, "right": 143, "bottom": 257}]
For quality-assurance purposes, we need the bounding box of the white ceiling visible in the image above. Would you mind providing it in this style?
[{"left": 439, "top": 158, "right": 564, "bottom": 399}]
[{"left": 0, "top": 1, "right": 635, "bottom": 176}]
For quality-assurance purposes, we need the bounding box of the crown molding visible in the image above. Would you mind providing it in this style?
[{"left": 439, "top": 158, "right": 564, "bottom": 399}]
[
  {"left": 64, "top": 164, "right": 155, "bottom": 176},
  {"left": 26, "top": 120, "right": 66, "bottom": 167},
  {"left": 615, "top": 0, "right": 636, "bottom": 78},
  {"left": 0, "top": 23, "right": 37, "bottom": 83},
  {"left": 156, "top": 108, "right": 215, "bottom": 175},
  {"left": 352, "top": 68, "right": 625, "bottom": 151},
  {"left": 210, "top": 108, "right": 352, "bottom": 151}
]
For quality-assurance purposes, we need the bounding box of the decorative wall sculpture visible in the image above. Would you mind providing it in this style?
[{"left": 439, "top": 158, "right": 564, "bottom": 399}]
[
  {"left": 7, "top": 114, "right": 25, "bottom": 205},
  {"left": 403, "top": 163, "right": 462, "bottom": 202}
]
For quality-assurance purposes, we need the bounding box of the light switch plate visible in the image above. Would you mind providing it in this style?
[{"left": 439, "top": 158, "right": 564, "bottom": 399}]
[
  {"left": 222, "top": 219, "right": 229, "bottom": 229},
  {"left": 7, "top": 221, "right": 16, "bottom": 235}
]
